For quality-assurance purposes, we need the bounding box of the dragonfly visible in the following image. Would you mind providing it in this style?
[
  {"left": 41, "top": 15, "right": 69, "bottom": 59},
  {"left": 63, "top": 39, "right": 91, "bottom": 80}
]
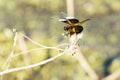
[{"left": 59, "top": 12, "right": 90, "bottom": 44}]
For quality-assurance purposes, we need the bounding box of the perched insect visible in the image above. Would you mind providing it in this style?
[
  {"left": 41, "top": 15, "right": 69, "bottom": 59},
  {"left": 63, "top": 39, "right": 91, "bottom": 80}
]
[
  {"left": 59, "top": 12, "right": 90, "bottom": 36},
  {"left": 59, "top": 12, "right": 90, "bottom": 44}
]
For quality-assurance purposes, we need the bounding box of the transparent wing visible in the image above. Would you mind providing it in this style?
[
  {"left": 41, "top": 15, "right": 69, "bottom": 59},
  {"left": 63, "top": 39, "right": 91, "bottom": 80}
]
[{"left": 59, "top": 12, "right": 79, "bottom": 24}]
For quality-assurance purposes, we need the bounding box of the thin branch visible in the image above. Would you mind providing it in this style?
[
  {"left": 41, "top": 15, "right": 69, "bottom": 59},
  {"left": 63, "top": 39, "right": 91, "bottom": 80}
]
[
  {"left": 14, "top": 47, "right": 64, "bottom": 57},
  {"left": 19, "top": 32, "right": 68, "bottom": 48},
  {"left": 73, "top": 47, "right": 99, "bottom": 80},
  {"left": 0, "top": 50, "right": 66, "bottom": 75},
  {"left": 71, "top": 45, "right": 99, "bottom": 80},
  {"left": 102, "top": 68, "right": 120, "bottom": 80},
  {"left": 13, "top": 32, "right": 66, "bottom": 57},
  {"left": 2, "top": 29, "right": 18, "bottom": 70},
  {"left": 0, "top": 31, "right": 68, "bottom": 75},
  {"left": 68, "top": 34, "right": 99, "bottom": 80},
  {"left": 14, "top": 32, "right": 66, "bottom": 57},
  {"left": 18, "top": 32, "right": 33, "bottom": 72},
  {"left": 66, "top": 0, "right": 74, "bottom": 16}
]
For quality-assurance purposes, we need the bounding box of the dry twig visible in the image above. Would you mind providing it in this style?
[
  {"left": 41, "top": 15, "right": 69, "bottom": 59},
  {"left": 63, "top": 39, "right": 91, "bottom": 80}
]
[
  {"left": 102, "top": 68, "right": 120, "bottom": 80},
  {"left": 0, "top": 31, "right": 67, "bottom": 75},
  {"left": 0, "top": 50, "right": 66, "bottom": 75}
]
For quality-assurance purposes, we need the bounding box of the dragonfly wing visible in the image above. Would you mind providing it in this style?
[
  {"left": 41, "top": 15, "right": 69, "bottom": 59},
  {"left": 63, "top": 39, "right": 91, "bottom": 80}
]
[
  {"left": 59, "top": 12, "right": 76, "bottom": 24},
  {"left": 59, "top": 18, "right": 79, "bottom": 24},
  {"left": 74, "top": 19, "right": 90, "bottom": 26}
]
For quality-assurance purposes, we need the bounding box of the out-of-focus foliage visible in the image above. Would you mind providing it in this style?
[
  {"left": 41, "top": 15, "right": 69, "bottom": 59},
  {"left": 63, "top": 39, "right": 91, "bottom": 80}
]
[{"left": 0, "top": 0, "right": 120, "bottom": 80}]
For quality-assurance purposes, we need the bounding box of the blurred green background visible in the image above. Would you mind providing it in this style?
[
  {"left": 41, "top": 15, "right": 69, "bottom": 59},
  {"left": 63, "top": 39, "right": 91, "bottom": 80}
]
[{"left": 0, "top": 0, "right": 120, "bottom": 80}]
